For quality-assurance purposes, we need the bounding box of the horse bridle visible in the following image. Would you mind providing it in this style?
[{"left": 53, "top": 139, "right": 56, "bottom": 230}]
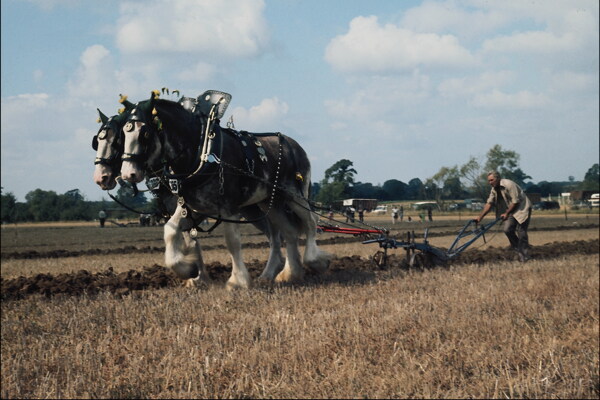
[{"left": 93, "top": 118, "right": 124, "bottom": 167}]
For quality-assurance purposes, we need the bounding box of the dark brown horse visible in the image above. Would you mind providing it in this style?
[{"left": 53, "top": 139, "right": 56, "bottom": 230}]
[
  {"left": 120, "top": 91, "right": 331, "bottom": 288},
  {"left": 93, "top": 95, "right": 287, "bottom": 287}
]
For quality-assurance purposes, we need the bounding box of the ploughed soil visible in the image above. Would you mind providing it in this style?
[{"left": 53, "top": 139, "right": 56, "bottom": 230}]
[{"left": 1, "top": 239, "right": 598, "bottom": 302}]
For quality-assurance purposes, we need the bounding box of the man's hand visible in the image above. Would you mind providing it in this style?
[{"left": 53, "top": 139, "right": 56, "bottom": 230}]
[
  {"left": 474, "top": 216, "right": 482, "bottom": 224},
  {"left": 500, "top": 213, "right": 509, "bottom": 221}
]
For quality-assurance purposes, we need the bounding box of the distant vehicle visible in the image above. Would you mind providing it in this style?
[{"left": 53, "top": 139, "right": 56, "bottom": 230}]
[
  {"left": 412, "top": 201, "right": 438, "bottom": 211},
  {"left": 590, "top": 193, "right": 599, "bottom": 208},
  {"left": 371, "top": 205, "right": 388, "bottom": 215},
  {"left": 448, "top": 203, "right": 467, "bottom": 211},
  {"left": 532, "top": 201, "right": 560, "bottom": 210}
]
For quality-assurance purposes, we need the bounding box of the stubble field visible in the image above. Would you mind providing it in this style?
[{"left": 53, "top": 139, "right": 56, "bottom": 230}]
[{"left": 1, "top": 211, "right": 599, "bottom": 398}]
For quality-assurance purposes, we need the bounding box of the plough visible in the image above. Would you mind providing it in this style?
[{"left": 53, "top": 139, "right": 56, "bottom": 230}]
[{"left": 318, "top": 218, "right": 501, "bottom": 269}]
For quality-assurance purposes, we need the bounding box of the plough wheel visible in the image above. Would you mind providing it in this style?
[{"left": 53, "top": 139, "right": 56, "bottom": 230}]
[{"left": 409, "top": 253, "right": 430, "bottom": 270}]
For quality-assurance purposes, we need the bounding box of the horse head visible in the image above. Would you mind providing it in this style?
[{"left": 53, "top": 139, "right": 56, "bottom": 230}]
[
  {"left": 92, "top": 97, "right": 134, "bottom": 190},
  {"left": 120, "top": 92, "right": 202, "bottom": 184}
]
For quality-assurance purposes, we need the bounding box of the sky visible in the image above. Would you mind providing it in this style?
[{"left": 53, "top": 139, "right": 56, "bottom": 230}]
[{"left": 1, "top": 0, "right": 598, "bottom": 202}]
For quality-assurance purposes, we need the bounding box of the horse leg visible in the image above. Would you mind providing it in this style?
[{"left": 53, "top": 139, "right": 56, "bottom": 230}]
[
  {"left": 164, "top": 205, "right": 210, "bottom": 287},
  {"left": 258, "top": 226, "right": 284, "bottom": 282},
  {"left": 242, "top": 206, "right": 285, "bottom": 282},
  {"left": 288, "top": 199, "right": 333, "bottom": 273},
  {"left": 268, "top": 209, "right": 305, "bottom": 283},
  {"left": 222, "top": 222, "right": 252, "bottom": 289}
]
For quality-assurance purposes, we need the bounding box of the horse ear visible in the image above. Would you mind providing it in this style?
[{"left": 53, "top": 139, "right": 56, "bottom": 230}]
[
  {"left": 97, "top": 108, "right": 108, "bottom": 124},
  {"left": 119, "top": 94, "right": 135, "bottom": 111}
]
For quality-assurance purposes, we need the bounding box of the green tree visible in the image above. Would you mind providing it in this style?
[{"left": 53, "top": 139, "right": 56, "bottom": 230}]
[
  {"left": 580, "top": 163, "right": 599, "bottom": 191},
  {"left": 25, "top": 189, "right": 60, "bottom": 221},
  {"left": 459, "top": 145, "right": 531, "bottom": 200},
  {"left": 406, "top": 178, "right": 424, "bottom": 200},
  {"left": 484, "top": 144, "right": 531, "bottom": 186},
  {"left": 425, "top": 166, "right": 464, "bottom": 206},
  {"left": 315, "top": 181, "right": 346, "bottom": 206},
  {"left": 323, "top": 159, "right": 357, "bottom": 186},
  {"left": 316, "top": 159, "right": 357, "bottom": 205},
  {"left": 116, "top": 183, "right": 148, "bottom": 210},
  {"left": 459, "top": 156, "right": 487, "bottom": 200},
  {"left": 1, "top": 188, "right": 17, "bottom": 223},
  {"left": 382, "top": 179, "right": 408, "bottom": 200}
]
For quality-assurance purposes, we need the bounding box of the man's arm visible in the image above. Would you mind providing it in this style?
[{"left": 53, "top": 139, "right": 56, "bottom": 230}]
[
  {"left": 474, "top": 203, "right": 492, "bottom": 223},
  {"left": 502, "top": 202, "right": 519, "bottom": 221}
]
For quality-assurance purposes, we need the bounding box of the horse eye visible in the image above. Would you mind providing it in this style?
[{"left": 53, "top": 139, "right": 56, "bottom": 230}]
[
  {"left": 124, "top": 121, "right": 134, "bottom": 132},
  {"left": 98, "top": 129, "right": 107, "bottom": 140}
]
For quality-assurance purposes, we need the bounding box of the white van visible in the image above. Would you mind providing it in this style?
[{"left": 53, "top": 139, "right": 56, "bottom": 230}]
[
  {"left": 371, "top": 205, "right": 388, "bottom": 215},
  {"left": 590, "top": 193, "right": 599, "bottom": 208}
]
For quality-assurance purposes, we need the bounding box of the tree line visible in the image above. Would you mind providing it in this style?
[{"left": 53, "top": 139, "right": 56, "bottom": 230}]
[
  {"left": 1, "top": 185, "right": 154, "bottom": 224},
  {"left": 313, "top": 145, "right": 599, "bottom": 208},
  {"left": 1, "top": 145, "right": 598, "bottom": 223}
]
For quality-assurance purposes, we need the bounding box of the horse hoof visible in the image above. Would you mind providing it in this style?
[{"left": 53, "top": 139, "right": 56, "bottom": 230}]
[
  {"left": 304, "top": 257, "right": 332, "bottom": 274},
  {"left": 275, "top": 269, "right": 304, "bottom": 283},
  {"left": 226, "top": 277, "right": 252, "bottom": 291},
  {"left": 182, "top": 275, "right": 210, "bottom": 288}
]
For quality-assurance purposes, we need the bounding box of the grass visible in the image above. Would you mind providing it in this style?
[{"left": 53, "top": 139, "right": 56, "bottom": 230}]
[
  {"left": 1, "top": 218, "right": 598, "bottom": 398},
  {"left": 1, "top": 256, "right": 598, "bottom": 398}
]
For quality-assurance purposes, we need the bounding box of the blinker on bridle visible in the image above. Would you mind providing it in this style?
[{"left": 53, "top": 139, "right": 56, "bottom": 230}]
[
  {"left": 121, "top": 118, "right": 153, "bottom": 164},
  {"left": 93, "top": 120, "right": 123, "bottom": 166}
]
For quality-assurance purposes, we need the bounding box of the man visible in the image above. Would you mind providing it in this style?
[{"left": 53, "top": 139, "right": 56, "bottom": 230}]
[
  {"left": 98, "top": 210, "right": 107, "bottom": 228},
  {"left": 475, "top": 171, "right": 532, "bottom": 262},
  {"left": 391, "top": 207, "right": 399, "bottom": 224}
]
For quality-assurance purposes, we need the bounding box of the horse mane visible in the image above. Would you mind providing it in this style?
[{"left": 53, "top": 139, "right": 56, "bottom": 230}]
[
  {"left": 154, "top": 99, "right": 201, "bottom": 137},
  {"left": 153, "top": 98, "right": 204, "bottom": 172}
]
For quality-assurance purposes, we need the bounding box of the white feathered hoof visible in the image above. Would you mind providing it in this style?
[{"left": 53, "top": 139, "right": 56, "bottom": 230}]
[
  {"left": 183, "top": 275, "right": 210, "bottom": 288},
  {"left": 275, "top": 267, "right": 304, "bottom": 283},
  {"left": 225, "top": 270, "right": 253, "bottom": 290},
  {"left": 171, "top": 262, "right": 200, "bottom": 280}
]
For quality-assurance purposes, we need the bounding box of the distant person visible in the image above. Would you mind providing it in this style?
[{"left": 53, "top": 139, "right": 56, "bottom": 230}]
[
  {"left": 328, "top": 208, "right": 334, "bottom": 220},
  {"left": 391, "top": 207, "right": 399, "bottom": 224},
  {"left": 475, "top": 170, "right": 532, "bottom": 262},
  {"left": 98, "top": 210, "right": 107, "bottom": 228},
  {"left": 358, "top": 208, "right": 364, "bottom": 222},
  {"left": 399, "top": 206, "right": 404, "bottom": 222},
  {"left": 427, "top": 206, "right": 433, "bottom": 222},
  {"left": 345, "top": 207, "right": 355, "bottom": 223},
  {"left": 419, "top": 212, "right": 425, "bottom": 223}
]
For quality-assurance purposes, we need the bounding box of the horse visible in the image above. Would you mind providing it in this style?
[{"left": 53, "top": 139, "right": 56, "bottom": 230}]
[
  {"left": 119, "top": 91, "right": 332, "bottom": 288},
  {"left": 93, "top": 95, "right": 286, "bottom": 287},
  {"left": 92, "top": 106, "right": 130, "bottom": 190}
]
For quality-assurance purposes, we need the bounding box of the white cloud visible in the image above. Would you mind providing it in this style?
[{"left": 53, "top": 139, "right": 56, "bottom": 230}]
[
  {"left": 115, "top": 0, "right": 270, "bottom": 59},
  {"left": 483, "top": 30, "right": 580, "bottom": 54},
  {"left": 1, "top": 93, "right": 50, "bottom": 138},
  {"left": 472, "top": 89, "right": 549, "bottom": 109},
  {"left": 325, "top": 73, "right": 431, "bottom": 121},
  {"left": 229, "top": 97, "right": 288, "bottom": 131},
  {"left": 399, "top": 0, "right": 509, "bottom": 39},
  {"left": 177, "top": 61, "right": 217, "bottom": 82},
  {"left": 437, "top": 70, "right": 516, "bottom": 98},
  {"left": 67, "top": 45, "right": 119, "bottom": 98},
  {"left": 324, "top": 15, "right": 477, "bottom": 74}
]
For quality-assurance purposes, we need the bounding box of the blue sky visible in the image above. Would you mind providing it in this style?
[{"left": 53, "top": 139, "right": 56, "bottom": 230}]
[{"left": 1, "top": 0, "right": 598, "bottom": 202}]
